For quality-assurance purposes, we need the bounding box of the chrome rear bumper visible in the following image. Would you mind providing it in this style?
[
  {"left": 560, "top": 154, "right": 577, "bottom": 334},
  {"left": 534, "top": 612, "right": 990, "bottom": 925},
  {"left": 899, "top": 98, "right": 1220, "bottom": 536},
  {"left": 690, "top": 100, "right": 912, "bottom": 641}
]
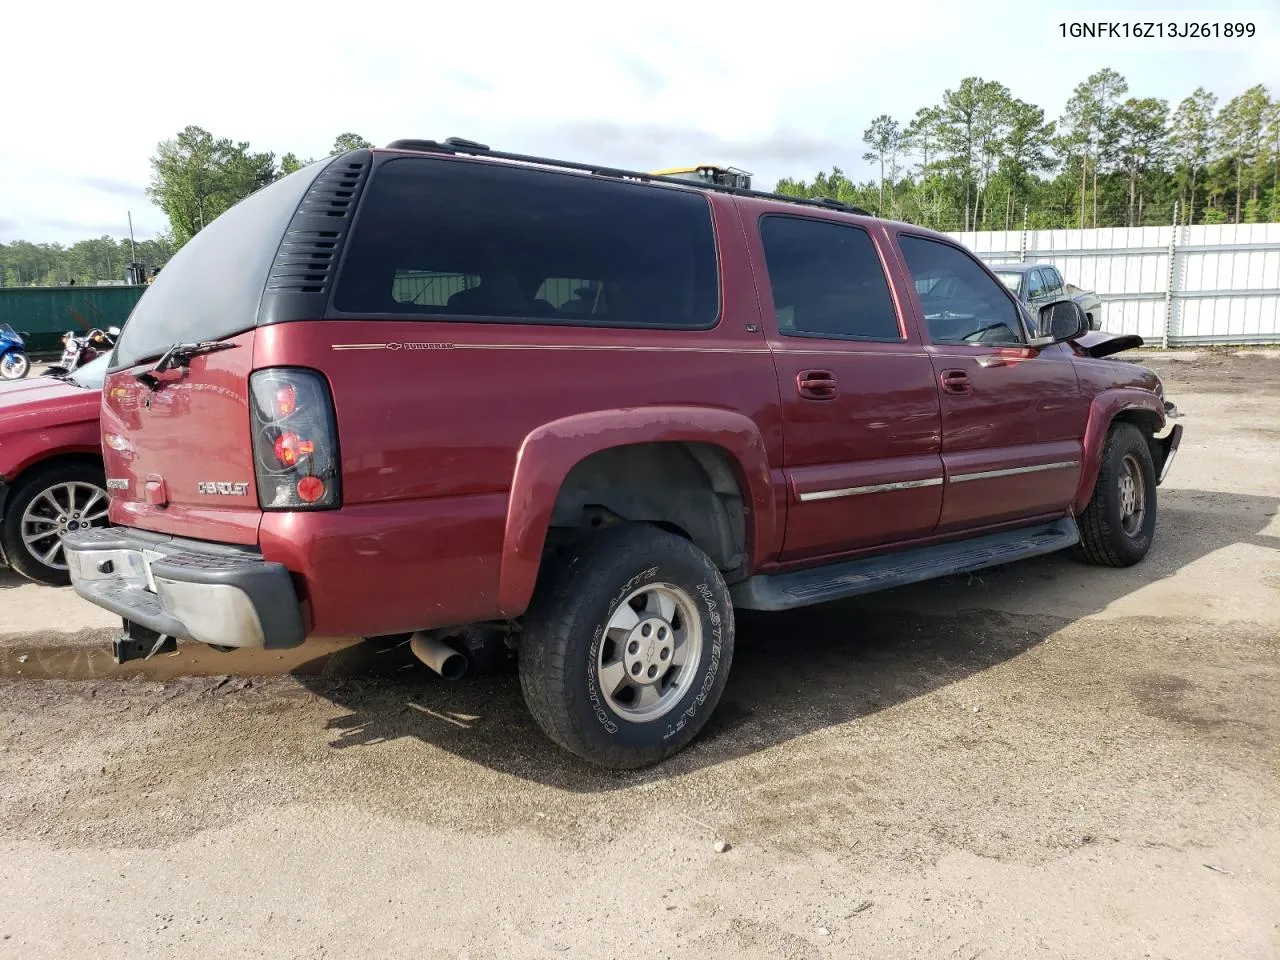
[{"left": 62, "top": 526, "right": 306, "bottom": 650}]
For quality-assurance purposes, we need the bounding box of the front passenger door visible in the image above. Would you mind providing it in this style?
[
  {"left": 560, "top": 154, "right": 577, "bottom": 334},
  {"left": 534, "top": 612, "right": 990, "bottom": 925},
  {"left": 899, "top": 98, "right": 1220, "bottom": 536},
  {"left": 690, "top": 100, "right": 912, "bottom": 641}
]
[{"left": 895, "top": 234, "right": 1086, "bottom": 533}]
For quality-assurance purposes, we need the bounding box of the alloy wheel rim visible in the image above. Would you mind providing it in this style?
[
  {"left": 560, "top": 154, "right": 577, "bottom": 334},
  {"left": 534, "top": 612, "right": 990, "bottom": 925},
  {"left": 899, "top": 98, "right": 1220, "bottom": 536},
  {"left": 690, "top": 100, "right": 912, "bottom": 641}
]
[
  {"left": 20, "top": 481, "right": 110, "bottom": 571},
  {"left": 596, "top": 582, "right": 704, "bottom": 722},
  {"left": 1118, "top": 454, "right": 1147, "bottom": 537},
  {"left": 1, "top": 353, "right": 27, "bottom": 378}
]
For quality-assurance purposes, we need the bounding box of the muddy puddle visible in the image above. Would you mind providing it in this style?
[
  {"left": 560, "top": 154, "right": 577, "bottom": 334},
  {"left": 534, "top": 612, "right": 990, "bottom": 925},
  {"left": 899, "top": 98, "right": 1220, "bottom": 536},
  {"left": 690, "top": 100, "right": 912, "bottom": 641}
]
[{"left": 0, "top": 633, "right": 424, "bottom": 681}]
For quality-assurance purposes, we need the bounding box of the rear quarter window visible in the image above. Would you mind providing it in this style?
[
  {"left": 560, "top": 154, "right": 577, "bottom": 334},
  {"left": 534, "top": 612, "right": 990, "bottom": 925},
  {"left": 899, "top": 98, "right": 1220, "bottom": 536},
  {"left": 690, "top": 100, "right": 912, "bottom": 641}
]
[
  {"left": 111, "top": 160, "right": 328, "bottom": 369},
  {"left": 331, "top": 157, "right": 720, "bottom": 329}
]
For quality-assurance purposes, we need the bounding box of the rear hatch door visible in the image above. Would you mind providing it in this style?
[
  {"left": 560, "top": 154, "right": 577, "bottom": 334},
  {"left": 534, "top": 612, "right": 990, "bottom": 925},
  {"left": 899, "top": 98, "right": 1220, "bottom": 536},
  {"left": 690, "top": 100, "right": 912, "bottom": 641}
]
[
  {"left": 100, "top": 159, "right": 331, "bottom": 545},
  {"left": 103, "top": 332, "right": 261, "bottom": 544}
]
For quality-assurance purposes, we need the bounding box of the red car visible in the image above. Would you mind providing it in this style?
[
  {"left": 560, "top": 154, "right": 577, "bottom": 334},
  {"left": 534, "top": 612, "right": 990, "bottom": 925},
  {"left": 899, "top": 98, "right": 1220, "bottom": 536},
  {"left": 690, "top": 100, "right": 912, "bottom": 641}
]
[
  {"left": 65, "top": 139, "right": 1182, "bottom": 768},
  {"left": 0, "top": 355, "right": 111, "bottom": 585}
]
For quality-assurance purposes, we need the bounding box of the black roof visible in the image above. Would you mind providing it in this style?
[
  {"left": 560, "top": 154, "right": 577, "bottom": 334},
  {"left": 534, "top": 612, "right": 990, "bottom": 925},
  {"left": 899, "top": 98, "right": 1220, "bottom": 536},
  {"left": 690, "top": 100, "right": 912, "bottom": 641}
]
[{"left": 381, "top": 137, "right": 873, "bottom": 218}]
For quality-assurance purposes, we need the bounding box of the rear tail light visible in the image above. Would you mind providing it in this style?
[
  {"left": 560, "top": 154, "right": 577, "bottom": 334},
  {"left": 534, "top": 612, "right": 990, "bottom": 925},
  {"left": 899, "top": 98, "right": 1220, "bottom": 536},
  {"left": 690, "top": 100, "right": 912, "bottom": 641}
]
[{"left": 249, "top": 368, "right": 341, "bottom": 510}]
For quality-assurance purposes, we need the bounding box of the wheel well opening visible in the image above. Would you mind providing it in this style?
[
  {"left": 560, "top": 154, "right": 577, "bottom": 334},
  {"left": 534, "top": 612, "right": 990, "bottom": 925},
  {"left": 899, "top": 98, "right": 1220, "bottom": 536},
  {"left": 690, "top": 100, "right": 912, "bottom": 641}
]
[
  {"left": 10, "top": 452, "right": 105, "bottom": 488},
  {"left": 1111, "top": 410, "right": 1166, "bottom": 473},
  {"left": 546, "top": 442, "right": 750, "bottom": 580}
]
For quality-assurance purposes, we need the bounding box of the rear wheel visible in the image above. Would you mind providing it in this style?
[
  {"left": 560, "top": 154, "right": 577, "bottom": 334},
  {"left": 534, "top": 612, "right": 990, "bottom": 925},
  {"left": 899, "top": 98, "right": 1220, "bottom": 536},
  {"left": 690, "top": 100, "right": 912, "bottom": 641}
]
[
  {"left": 1074, "top": 423, "right": 1157, "bottom": 567},
  {"left": 2, "top": 462, "right": 110, "bottom": 586},
  {"left": 519, "top": 524, "right": 735, "bottom": 769}
]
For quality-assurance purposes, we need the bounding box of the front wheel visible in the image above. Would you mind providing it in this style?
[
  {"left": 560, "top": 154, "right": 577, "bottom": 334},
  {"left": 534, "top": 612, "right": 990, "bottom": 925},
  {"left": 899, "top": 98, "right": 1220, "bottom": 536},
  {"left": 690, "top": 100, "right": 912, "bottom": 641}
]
[
  {"left": 519, "top": 524, "right": 735, "bottom": 769},
  {"left": 0, "top": 350, "right": 29, "bottom": 380},
  {"left": 1074, "top": 422, "right": 1157, "bottom": 567}
]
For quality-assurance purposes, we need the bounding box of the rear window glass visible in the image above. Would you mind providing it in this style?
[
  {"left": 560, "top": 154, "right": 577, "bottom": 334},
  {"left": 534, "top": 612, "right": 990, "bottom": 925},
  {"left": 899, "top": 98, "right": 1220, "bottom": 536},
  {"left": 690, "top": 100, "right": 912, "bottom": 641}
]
[
  {"left": 111, "top": 161, "right": 326, "bottom": 369},
  {"left": 332, "top": 157, "right": 720, "bottom": 328}
]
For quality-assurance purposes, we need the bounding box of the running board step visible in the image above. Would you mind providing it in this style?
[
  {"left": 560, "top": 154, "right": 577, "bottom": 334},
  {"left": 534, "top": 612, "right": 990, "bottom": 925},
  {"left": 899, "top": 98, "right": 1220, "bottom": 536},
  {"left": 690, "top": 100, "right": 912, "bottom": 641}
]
[{"left": 732, "top": 517, "right": 1080, "bottom": 611}]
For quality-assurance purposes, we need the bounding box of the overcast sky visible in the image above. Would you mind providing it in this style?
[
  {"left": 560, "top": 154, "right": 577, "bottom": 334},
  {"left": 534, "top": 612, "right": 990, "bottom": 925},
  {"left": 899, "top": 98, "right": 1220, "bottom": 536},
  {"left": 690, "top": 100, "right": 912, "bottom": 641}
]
[{"left": 3, "top": 0, "right": 1276, "bottom": 244}]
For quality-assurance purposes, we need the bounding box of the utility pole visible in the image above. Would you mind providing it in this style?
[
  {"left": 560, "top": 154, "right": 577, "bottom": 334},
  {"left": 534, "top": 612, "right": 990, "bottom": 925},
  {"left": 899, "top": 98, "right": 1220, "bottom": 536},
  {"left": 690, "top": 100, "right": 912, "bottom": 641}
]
[{"left": 127, "top": 211, "right": 137, "bottom": 261}]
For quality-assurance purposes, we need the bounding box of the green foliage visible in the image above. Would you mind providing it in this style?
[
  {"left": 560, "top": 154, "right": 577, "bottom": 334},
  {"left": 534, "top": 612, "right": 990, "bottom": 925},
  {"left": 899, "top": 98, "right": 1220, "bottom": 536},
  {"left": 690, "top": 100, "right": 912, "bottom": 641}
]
[
  {"left": 777, "top": 73, "right": 1274, "bottom": 232},
  {"left": 0, "top": 235, "right": 176, "bottom": 287},
  {"left": 1170, "top": 88, "right": 1217, "bottom": 220},
  {"left": 147, "top": 125, "right": 277, "bottom": 244},
  {"left": 1217, "top": 85, "right": 1272, "bottom": 220},
  {"left": 6, "top": 82, "right": 1280, "bottom": 286},
  {"left": 331, "top": 132, "right": 373, "bottom": 154},
  {"left": 862, "top": 114, "right": 902, "bottom": 213},
  {"left": 3, "top": 128, "right": 380, "bottom": 287}
]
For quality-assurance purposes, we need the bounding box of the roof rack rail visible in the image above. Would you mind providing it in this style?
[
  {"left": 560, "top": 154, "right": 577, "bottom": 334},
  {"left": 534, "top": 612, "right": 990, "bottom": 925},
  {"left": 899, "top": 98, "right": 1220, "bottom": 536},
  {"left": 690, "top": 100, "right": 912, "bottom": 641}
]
[{"left": 380, "top": 137, "right": 874, "bottom": 217}]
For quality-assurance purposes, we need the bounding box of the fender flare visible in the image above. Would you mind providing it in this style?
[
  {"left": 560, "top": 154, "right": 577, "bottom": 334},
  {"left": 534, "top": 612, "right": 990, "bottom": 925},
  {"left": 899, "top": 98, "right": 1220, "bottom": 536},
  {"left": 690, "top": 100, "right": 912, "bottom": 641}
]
[
  {"left": 1072, "top": 389, "right": 1166, "bottom": 513},
  {"left": 496, "top": 406, "right": 777, "bottom": 616}
]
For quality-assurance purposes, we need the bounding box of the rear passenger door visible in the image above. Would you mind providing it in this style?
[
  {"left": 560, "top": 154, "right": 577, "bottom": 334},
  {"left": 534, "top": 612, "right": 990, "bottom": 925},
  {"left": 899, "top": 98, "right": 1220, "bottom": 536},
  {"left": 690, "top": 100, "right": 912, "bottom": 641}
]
[
  {"left": 894, "top": 233, "right": 1086, "bottom": 533},
  {"left": 745, "top": 212, "right": 944, "bottom": 561}
]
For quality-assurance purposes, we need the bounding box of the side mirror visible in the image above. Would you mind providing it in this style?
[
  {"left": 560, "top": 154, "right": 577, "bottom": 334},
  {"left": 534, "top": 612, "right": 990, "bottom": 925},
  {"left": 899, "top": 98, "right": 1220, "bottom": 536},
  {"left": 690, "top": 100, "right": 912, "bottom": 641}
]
[{"left": 1029, "top": 299, "right": 1088, "bottom": 346}]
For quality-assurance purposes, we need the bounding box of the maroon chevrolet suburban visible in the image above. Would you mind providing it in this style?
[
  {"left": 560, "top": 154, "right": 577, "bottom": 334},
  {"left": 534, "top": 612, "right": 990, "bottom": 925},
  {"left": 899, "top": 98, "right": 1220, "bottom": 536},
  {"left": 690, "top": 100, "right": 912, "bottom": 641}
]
[{"left": 65, "top": 138, "right": 1182, "bottom": 768}]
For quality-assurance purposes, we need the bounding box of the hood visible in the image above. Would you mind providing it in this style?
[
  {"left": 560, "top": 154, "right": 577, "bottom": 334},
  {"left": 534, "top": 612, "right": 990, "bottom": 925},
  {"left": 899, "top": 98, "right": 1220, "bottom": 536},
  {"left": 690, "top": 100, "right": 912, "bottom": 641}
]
[
  {"left": 1072, "top": 330, "right": 1144, "bottom": 359},
  {"left": 0, "top": 375, "right": 100, "bottom": 430}
]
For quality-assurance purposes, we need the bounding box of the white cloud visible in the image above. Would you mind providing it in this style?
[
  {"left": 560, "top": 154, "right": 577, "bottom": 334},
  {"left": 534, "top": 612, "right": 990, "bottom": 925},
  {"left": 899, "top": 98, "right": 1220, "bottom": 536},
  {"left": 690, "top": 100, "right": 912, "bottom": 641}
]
[{"left": 3, "top": 0, "right": 1275, "bottom": 243}]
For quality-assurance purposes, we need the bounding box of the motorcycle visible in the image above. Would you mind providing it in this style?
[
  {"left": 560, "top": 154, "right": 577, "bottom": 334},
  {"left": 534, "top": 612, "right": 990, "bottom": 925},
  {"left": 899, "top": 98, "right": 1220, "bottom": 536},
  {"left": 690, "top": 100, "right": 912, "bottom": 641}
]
[
  {"left": 0, "top": 323, "right": 30, "bottom": 380},
  {"left": 41, "top": 326, "right": 120, "bottom": 377}
]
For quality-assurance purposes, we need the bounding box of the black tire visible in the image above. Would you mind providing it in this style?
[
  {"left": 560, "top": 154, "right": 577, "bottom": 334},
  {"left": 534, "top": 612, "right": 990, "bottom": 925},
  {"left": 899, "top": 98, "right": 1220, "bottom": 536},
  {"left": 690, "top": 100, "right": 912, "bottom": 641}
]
[
  {"left": 1074, "top": 423, "right": 1157, "bottom": 567},
  {"left": 1, "top": 461, "right": 108, "bottom": 586},
  {"left": 0, "top": 350, "right": 29, "bottom": 380},
  {"left": 519, "top": 524, "right": 735, "bottom": 769}
]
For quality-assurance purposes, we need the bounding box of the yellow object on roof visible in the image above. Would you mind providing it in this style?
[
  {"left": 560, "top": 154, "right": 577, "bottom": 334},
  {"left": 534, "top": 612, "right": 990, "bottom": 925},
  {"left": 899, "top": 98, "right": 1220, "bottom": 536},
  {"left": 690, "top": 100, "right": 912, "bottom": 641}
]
[{"left": 649, "top": 165, "right": 752, "bottom": 190}]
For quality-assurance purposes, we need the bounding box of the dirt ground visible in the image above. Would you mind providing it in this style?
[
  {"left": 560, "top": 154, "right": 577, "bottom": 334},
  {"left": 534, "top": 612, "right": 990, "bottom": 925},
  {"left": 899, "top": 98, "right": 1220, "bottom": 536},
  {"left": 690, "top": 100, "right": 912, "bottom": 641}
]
[{"left": 1, "top": 350, "right": 1277, "bottom": 960}]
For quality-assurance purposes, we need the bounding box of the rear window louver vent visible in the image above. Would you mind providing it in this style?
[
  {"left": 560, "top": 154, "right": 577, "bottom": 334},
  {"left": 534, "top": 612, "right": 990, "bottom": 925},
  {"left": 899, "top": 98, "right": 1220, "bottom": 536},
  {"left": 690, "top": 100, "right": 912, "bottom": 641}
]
[{"left": 265, "top": 155, "right": 370, "bottom": 296}]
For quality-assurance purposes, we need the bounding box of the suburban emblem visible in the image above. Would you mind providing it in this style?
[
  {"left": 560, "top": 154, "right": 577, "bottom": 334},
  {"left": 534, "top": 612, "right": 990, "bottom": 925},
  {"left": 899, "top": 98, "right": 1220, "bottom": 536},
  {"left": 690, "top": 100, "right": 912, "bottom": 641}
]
[
  {"left": 197, "top": 481, "right": 250, "bottom": 496},
  {"left": 105, "top": 478, "right": 129, "bottom": 490}
]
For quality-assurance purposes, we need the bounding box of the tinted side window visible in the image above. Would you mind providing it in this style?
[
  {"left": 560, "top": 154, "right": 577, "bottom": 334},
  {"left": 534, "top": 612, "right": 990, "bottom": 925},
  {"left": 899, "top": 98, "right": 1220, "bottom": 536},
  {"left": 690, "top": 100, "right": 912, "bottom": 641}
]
[
  {"left": 898, "top": 236, "right": 1024, "bottom": 346},
  {"left": 759, "top": 216, "right": 901, "bottom": 341},
  {"left": 1027, "top": 269, "right": 1048, "bottom": 300},
  {"left": 333, "top": 158, "right": 719, "bottom": 328},
  {"left": 1045, "top": 268, "right": 1065, "bottom": 296},
  {"left": 112, "top": 159, "right": 327, "bottom": 368}
]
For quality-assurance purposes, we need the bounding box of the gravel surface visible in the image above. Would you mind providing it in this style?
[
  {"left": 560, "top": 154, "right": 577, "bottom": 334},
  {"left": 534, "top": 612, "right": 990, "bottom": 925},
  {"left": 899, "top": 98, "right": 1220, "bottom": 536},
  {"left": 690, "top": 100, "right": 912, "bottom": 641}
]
[{"left": 0, "top": 349, "right": 1277, "bottom": 959}]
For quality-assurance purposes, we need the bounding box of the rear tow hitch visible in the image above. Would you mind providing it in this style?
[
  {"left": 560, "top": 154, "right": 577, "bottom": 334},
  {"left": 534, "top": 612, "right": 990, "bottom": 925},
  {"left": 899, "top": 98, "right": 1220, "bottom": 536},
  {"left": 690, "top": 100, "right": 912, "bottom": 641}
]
[{"left": 113, "top": 619, "right": 177, "bottom": 664}]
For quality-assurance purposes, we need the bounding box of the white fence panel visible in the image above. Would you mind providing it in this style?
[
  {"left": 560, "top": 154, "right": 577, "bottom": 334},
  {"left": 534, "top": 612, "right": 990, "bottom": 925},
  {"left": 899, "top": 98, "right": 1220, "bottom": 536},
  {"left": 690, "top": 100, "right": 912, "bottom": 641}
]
[{"left": 946, "top": 221, "right": 1280, "bottom": 346}]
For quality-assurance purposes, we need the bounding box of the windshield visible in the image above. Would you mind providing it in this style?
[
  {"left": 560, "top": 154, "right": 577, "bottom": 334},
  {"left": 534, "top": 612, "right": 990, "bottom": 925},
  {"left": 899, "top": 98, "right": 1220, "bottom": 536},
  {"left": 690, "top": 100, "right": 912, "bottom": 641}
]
[
  {"left": 994, "top": 271, "right": 1022, "bottom": 292},
  {"left": 67, "top": 354, "right": 110, "bottom": 390}
]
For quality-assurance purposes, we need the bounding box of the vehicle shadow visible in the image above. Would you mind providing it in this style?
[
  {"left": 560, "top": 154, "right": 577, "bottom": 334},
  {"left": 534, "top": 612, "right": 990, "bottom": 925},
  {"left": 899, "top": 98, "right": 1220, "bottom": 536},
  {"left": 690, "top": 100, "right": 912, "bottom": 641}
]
[
  {"left": 292, "top": 487, "right": 1278, "bottom": 791},
  {"left": 0, "top": 570, "right": 25, "bottom": 590}
]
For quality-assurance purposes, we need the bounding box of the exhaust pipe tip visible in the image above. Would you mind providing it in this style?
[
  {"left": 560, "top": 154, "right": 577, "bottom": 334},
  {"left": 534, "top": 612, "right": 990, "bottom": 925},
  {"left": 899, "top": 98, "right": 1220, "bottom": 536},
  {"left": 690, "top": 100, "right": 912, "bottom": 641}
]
[{"left": 409, "top": 631, "right": 468, "bottom": 680}]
